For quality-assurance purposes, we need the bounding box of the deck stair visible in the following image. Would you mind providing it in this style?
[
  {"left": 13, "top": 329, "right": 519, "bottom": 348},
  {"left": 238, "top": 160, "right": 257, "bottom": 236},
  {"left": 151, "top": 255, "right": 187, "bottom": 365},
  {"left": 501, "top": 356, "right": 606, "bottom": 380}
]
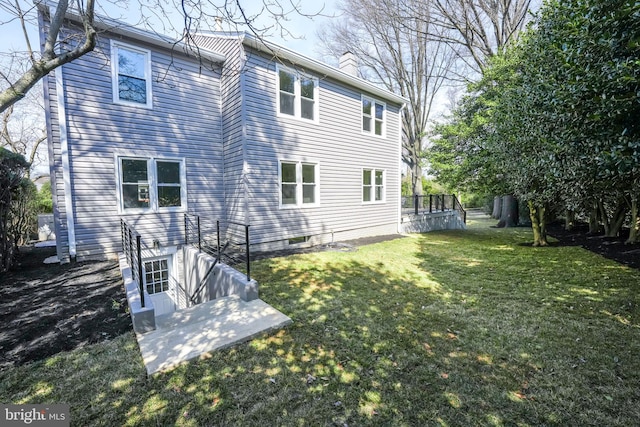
[{"left": 136, "top": 295, "right": 291, "bottom": 375}]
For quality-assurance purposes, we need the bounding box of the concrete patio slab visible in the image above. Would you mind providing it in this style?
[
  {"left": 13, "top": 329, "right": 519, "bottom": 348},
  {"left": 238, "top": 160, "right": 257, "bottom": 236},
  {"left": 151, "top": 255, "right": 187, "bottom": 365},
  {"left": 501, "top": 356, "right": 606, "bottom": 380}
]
[{"left": 136, "top": 295, "right": 292, "bottom": 375}]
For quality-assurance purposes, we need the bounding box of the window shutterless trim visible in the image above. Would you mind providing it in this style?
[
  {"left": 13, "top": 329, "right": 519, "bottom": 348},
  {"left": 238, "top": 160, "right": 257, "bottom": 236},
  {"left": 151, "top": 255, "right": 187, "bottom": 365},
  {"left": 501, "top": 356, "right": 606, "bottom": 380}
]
[
  {"left": 116, "top": 155, "right": 187, "bottom": 214},
  {"left": 276, "top": 65, "right": 319, "bottom": 124},
  {"left": 278, "top": 159, "right": 320, "bottom": 209},
  {"left": 361, "top": 95, "right": 386, "bottom": 138},
  {"left": 362, "top": 168, "right": 386, "bottom": 204},
  {"left": 111, "top": 40, "right": 153, "bottom": 109}
]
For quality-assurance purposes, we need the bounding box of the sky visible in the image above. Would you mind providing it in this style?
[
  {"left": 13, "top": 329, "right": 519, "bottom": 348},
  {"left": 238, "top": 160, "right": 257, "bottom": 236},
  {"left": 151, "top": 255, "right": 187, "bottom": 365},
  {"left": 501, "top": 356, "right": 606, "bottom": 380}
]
[
  {"left": 0, "top": 0, "right": 340, "bottom": 62},
  {"left": 0, "top": 1, "right": 340, "bottom": 174}
]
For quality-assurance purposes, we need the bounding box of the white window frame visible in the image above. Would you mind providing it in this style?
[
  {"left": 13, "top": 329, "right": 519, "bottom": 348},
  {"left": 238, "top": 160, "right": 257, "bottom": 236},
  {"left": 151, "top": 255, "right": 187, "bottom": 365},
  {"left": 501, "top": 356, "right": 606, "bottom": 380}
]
[
  {"left": 276, "top": 65, "right": 319, "bottom": 123},
  {"left": 116, "top": 156, "right": 187, "bottom": 214},
  {"left": 111, "top": 41, "right": 153, "bottom": 109},
  {"left": 279, "top": 160, "right": 320, "bottom": 209},
  {"left": 362, "top": 168, "right": 386, "bottom": 204},
  {"left": 143, "top": 256, "right": 171, "bottom": 294},
  {"left": 361, "top": 96, "right": 385, "bottom": 137}
]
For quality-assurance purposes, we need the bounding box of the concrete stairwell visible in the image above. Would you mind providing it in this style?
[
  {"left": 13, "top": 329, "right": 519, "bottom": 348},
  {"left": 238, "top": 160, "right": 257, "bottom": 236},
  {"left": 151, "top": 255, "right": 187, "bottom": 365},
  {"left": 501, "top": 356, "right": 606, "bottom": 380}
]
[{"left": 136, "top": 295, "right": 292, "bottom": 375}]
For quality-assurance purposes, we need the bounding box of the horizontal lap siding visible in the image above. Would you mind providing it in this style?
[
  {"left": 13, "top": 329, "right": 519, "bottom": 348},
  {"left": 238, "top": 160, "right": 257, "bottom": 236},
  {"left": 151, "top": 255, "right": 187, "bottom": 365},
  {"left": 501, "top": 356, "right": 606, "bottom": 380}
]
[
  {"left": 44, "top": 73, "right": 70, "bottom": 261},
  {"left": 60, "top": 34, "right": 223, "bottom": 259},
  {"left": 193, "top": 36, "right": 247, "bottom": 239},
  {"left": 242, "top": 50, "right": 401, "bottom": 244}
]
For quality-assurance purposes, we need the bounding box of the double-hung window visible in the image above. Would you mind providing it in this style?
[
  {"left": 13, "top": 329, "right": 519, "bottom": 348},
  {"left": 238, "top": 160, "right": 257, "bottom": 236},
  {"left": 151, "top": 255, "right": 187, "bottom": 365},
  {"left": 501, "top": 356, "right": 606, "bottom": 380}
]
[
  {"left": 363, "top": 169, "right": 385, "bottom": 203},
  {"left": 362, "top": 96, "right": 385, "bottom": 136},
  {"left": 118, "top": 157, "right": 186, "bottom": 212},
  {"left": 280, "top": 161, "right": 319, "bottom": 208},
  {"left": 277, "top": 66, "right": 319, "bottom": 122},
  {"left": 111, "top": 41, "right": 152, "bottom": 108}
]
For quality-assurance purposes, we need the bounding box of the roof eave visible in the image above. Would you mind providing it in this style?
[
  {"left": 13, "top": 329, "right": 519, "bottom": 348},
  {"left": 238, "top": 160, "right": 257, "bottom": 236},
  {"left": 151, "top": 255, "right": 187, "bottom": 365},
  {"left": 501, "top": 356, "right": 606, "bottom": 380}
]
[
  {"left": 242, "top": 34, "right": 407, "bottom": 105},
  {"left": 37, "top": 1, "right": 226, "bottom": 64}
]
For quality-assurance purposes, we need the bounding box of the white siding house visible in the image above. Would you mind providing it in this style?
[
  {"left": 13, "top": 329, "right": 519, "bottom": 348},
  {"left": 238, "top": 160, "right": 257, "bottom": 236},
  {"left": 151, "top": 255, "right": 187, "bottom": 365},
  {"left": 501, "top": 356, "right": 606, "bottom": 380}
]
[{"left": 42, "top": 15, "right": 406, "bottom": 263}]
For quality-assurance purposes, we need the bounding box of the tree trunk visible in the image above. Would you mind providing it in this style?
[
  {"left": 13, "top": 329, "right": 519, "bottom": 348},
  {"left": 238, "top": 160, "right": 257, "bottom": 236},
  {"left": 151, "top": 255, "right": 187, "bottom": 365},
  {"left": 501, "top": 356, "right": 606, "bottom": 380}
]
[
  {"left": 492, "top": 196, "right": 502, "bottom": 219},
  {"left": 564, "top": 209, "right": 575, "bottom": 231},
  {"left": 528, "top": 200, "right": 548, "bottom": 246},
  {"left": 599, "top": 199, "right": 627, "bottom": 237},
  {"left": 496, "top": 195, "right": 518, "bottom": 228},
  {"left": 588, "top": 201, "right": 600, "bottom": 234},
  {"left": 411, "top": 164, "right": 423, "bottom": 196},
  {"left": 625, "top": 197, "right": 638, "bottom": 244}
]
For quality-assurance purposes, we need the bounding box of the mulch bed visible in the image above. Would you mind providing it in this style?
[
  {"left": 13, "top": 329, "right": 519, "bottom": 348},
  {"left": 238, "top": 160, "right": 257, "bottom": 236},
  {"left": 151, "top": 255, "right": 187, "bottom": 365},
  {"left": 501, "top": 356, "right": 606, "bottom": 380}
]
[
  {"left": 0, "top": 246, "right": 131, "bottom": 371},
  {"left": 547, "top": 222, "right": 640, "bottom": 270},
  {"left": 0, "top": 227, "right": 636, "bottom": 371}
]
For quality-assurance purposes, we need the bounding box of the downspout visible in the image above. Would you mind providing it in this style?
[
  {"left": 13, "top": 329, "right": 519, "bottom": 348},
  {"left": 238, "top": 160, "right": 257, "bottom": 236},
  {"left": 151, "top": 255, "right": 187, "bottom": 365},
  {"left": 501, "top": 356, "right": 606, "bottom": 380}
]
[
  {"left": 55, "top": 65, "right": 77, "bottom": 258},
  {"left": 39, "top": 9, "right": 64, "bottom": 262},
  {"left": 239, "top": 40, "right": 249, "bottom": 226},
  {"left": 397, "top": 103, "right": 407, "bottom": 234}
]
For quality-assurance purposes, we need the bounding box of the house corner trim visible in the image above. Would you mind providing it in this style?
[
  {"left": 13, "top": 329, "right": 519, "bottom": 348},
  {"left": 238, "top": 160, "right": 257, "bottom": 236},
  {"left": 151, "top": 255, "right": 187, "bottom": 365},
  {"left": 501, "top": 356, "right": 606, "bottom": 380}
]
[{"left": 55, "top": 67, "right": 77, "bottom": 258}]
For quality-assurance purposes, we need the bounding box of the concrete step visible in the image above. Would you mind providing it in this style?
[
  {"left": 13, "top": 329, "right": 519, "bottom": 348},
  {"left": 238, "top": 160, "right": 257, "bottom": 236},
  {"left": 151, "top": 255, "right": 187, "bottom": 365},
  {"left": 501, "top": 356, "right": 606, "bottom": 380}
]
[
  {"left": 136, "top": 296, "right": 292, "bottom": 375},
  {"left": 154, "top": 295, "right": 247, "bottom": 330}
]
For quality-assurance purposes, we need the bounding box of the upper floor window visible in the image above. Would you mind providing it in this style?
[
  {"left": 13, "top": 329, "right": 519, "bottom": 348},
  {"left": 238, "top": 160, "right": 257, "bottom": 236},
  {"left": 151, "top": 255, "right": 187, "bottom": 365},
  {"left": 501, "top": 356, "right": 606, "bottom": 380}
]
[
  {"left": 362, "top": 96, "right": 385, "bottom": 136},
  {"left": 280, "top": 160, "right": 319, "bottom": 208},
  {"left": 363, "top": 169, "right": 385, "bottom": 203},
  {"left": 118, "top": 156, "right": 186, "bottom": 212},
  {"left": 111, "top": 41, "right": 153, "bottom": 108},
  {"left": 277, "top": 66, "right": 319, "bottom": 122}
]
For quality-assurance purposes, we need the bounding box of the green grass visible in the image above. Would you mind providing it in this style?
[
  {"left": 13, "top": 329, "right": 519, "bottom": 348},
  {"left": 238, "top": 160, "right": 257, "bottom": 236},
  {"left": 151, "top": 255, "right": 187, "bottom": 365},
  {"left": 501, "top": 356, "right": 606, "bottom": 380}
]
[{"left": 1, "top": 217, "right": 639, "bottom": 426}]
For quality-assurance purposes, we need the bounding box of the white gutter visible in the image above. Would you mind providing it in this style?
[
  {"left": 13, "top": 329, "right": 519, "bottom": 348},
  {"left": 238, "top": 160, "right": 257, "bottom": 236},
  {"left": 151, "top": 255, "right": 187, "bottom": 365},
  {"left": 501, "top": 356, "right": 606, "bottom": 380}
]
[
  {"left": 198, "top": 32, "right": 408, "bottom": 106},
  {"left": 397, "top": 104, "right": 406, "bottom": 233}
]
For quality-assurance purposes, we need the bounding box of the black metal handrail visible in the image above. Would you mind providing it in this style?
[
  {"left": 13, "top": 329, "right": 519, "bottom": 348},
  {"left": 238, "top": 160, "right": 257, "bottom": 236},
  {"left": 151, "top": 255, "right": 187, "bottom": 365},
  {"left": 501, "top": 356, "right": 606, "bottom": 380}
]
[
  {"left": 189, "top": 241, "right": 229, "bottom": 305},
  {"left": 120, "top": 219, "right": 145, "bottom": 307},
  {"left": 227, "top": 221, "right": 251, "bottom": 282},
  {"left": 184, "top": 213, "right": 201, "bottom": 251},
  {"left": 401, "top": 194, "right": 467, "bottom": 223},
  {"left": 184, "top": 214, "right": 252, "bottom": 282},
  {"left": 452, "top": 195, "right": 467, "bottom": 223}
]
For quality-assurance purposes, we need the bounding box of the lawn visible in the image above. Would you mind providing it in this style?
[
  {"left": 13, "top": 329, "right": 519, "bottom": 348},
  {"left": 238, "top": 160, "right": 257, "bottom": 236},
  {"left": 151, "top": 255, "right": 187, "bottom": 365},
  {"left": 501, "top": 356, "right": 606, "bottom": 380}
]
[{"left": 1, "top": 216, "right": 638, "bottom": 426}]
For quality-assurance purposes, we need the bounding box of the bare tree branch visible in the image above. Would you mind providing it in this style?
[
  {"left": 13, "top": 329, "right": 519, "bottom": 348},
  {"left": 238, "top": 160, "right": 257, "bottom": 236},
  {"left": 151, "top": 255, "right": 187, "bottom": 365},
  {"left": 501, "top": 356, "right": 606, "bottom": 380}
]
[
  {"left": 319, "top": 0, "right": 457, "bottom": 195},
  {"left": 0, "top": 0, "right": 97, "bottom": 114},
  {"left": 429, "top": 0, "right": 534, "bottom": 76}
]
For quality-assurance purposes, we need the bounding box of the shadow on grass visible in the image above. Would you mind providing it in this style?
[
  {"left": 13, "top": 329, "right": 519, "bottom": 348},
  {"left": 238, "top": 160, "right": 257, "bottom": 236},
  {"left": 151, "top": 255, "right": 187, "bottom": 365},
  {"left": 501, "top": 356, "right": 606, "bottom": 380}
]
[
  {"left": 1, "top": 231, "right": 639, "bottom": 426},
  {"left": 414, "top": 227, "right": 640, "bottom": 426}
]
